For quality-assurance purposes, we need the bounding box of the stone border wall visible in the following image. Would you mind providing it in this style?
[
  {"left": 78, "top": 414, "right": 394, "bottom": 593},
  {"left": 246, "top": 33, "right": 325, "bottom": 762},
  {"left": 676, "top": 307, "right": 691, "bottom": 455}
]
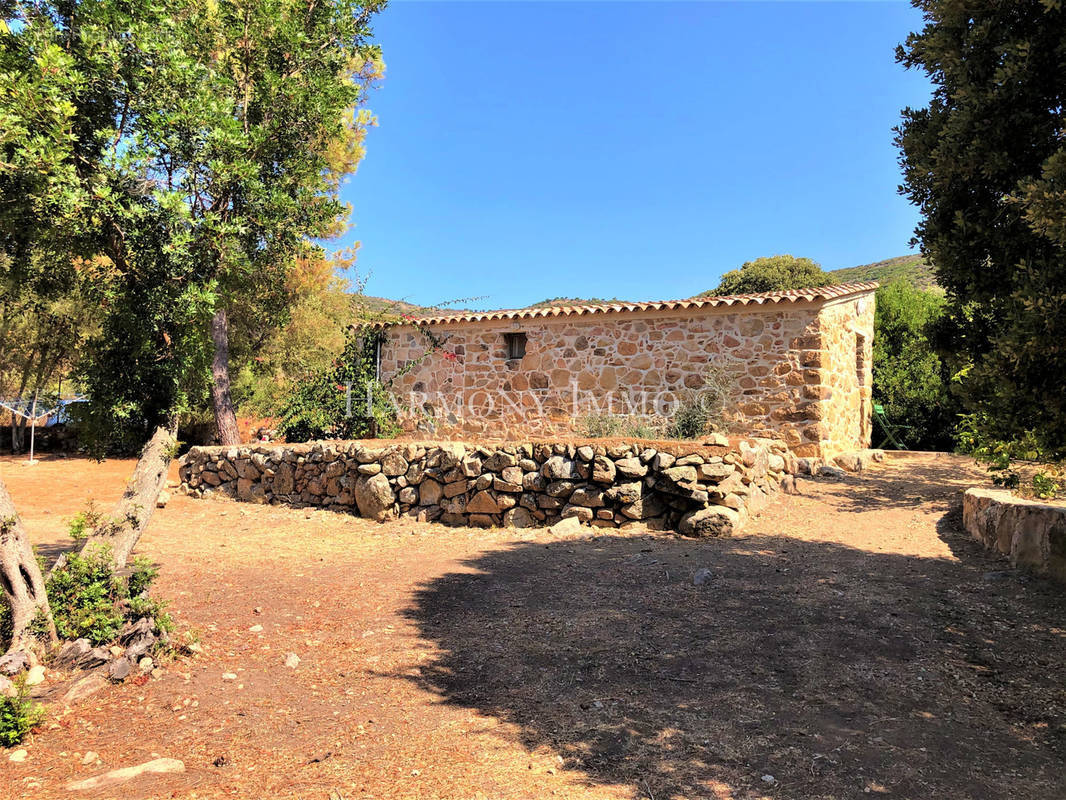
[
  {"left": 963, "top": 488, "right": 1066, "bottom": 585},
  {"left": 179, "top": 437, "right": 796, "bottom": 536}
]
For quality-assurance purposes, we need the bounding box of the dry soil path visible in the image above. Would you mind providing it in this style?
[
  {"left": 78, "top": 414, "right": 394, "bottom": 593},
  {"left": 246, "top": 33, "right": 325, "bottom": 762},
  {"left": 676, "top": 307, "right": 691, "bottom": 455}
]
[{"left": 0, "top": 452, "right": 1063, "bottom": 800}]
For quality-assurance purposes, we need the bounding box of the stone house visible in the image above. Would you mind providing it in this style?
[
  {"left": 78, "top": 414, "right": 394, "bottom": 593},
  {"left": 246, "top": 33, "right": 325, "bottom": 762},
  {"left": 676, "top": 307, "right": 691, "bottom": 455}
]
[{"left": 370, "top": 282, "right": 877, "bottom": 458}]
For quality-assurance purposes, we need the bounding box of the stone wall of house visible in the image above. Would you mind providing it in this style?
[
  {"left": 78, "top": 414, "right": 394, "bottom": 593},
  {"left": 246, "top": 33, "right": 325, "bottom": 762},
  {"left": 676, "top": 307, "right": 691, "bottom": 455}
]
[
  {"left": 179, "top": 437, "right": 798, "bottom": 536},
  {"left": 377, "top": 292, "right": 875, "bottom": 458},
  {"left": 816, "top": 295, "right": 875, "bottom": 457}
]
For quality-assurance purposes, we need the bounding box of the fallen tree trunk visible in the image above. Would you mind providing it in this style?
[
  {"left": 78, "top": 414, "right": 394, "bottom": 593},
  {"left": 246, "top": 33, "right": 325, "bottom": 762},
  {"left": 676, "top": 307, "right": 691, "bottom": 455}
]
[
  {"left": 0, "top": 474, "right": 57, "bottom": 672},
  {"left": 77, "top": 417, "right": 179, "bottom": 570}
]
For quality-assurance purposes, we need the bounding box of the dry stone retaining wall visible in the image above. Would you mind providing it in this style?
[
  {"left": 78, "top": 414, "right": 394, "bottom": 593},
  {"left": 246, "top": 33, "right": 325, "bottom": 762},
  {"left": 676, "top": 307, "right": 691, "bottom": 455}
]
[
  {"left": 179, "top": 437, "right": 796, "bottom": 536},
  {"left": 963, "top": 488, "right": 1066, "bottom": 585}
]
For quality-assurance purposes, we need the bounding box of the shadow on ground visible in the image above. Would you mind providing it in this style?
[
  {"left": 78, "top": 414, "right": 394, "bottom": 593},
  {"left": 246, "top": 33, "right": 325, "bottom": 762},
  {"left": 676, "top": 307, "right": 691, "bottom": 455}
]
[
  {"left": 402, "top": 520, "right": 1066, "bottom": 799},
  {"left": 801, "top": 453, "right": 989, "bottom": 515}
]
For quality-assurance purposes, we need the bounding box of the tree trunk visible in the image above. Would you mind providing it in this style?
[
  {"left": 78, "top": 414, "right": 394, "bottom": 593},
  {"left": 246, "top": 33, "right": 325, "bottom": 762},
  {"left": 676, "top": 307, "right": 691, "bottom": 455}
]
[
  {"left": 76, "top": 418, "right": 179, "bottom": 571},
  {"left": 0, "top": 474, "right": 57, "bottom": 671},
  {"left": 210, "top": 308, "right": 241, "bottom": 446}
]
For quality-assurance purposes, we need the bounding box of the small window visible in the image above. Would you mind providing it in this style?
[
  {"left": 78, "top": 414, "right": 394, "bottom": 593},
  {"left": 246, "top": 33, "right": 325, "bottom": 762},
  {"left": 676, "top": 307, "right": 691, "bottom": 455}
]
[{"left": 504, "top": 332, "right": 527, "bottom": 360}]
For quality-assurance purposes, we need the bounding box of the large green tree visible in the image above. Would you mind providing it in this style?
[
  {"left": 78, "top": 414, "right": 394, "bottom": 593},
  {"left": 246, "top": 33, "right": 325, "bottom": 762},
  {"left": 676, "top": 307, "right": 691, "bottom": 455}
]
[
  {"left": 896, "top": 0, "right": 1066, "bottom": 456},
  {"left": 145, "top": 0, "right": 384, "bottom": 445},
  {"left": 703, "top": 254, "right": 830, "bottom": 297},
  {"left": 0, "top": 0, "right": 383, "bottom": 667}
]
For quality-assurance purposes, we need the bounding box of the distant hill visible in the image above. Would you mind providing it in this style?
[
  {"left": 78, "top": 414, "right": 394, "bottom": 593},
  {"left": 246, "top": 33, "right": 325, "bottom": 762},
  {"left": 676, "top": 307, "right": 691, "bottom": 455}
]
[
  {"left": 829, "top": 254, "right": 938, "bottom": 289},
  {"left": 525, "top": 296, "right": 623, "bottom": 309}
]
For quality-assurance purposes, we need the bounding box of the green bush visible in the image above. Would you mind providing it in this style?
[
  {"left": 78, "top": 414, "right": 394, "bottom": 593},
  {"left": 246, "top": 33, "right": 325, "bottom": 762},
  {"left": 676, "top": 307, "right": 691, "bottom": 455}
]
[
  {"left": 44, "top": 546, "right": 171, "bottom": 646},
  {"left": 0, "top": 676, "right": 44, "bottom": 748},
  {"left": 278, "top": 328, "right": 399, "bottom": 442},
  {"left": 872, "top": 282, "right": 957, "bottom": 451}
]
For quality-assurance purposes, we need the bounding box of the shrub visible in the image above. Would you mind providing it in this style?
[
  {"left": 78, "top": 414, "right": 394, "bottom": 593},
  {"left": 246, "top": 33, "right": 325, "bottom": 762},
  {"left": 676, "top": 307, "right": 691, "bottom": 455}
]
[
  {"left": 0, "top": 676, "right": 44, "bottom": 748},
  {"left": 44, "top": 546, "right": 171, "bottom": 646},
  {"left": 665, "top": 365, "right": 736, "bottom": 440},
  {"left": 872, "top": 282, "right": 957, "bottom": 451},
  {"left": 278, "top": 328, "right": 399, "bottom": 443}
]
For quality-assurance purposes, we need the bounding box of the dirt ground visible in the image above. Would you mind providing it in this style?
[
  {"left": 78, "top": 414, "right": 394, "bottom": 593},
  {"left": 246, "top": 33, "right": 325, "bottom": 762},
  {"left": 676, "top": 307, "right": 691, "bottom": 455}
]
[{"left": 0, "top": 451, "right": 1064, "bottom": 800}]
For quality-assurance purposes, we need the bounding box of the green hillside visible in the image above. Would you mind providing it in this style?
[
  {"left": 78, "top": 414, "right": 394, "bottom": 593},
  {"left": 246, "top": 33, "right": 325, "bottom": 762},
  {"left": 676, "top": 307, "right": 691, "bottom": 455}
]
[
  {"left": 829, "top": 254, "right": 938, "bottom": 289},
  {"left": 526, "top": 296, "right": 622, "bottom": 308}
]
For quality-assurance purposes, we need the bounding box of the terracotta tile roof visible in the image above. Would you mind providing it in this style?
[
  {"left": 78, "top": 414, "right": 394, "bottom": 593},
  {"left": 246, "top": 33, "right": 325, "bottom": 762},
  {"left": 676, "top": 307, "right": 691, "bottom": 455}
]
[{"left": 366, "top": 281, "right": 878, "bottom": 329}]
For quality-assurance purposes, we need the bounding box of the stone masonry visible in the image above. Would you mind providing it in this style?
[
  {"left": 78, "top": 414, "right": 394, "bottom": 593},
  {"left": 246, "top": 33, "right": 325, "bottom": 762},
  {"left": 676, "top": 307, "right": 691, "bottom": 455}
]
[
  {"left": 179, "top": 436, "right": 800, "bottom": 536},
  {"left": 373, "top": 283, "right": 876, "bottom": 459}
]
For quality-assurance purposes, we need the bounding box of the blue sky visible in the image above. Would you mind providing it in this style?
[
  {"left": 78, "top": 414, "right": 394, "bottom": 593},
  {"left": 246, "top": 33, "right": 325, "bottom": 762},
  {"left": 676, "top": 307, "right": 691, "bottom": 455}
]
[{"left": 338, "top": 1, "right": 932, "bottom": 309}]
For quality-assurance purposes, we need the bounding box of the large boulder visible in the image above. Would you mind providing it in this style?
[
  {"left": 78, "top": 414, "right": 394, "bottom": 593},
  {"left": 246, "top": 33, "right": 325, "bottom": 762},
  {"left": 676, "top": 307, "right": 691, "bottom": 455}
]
[
  {"left": 678, "top": 506, "right": 740, "bottom": 537},
  {"left": 355, "top": 473, "right": 395, "bottom": 521}
]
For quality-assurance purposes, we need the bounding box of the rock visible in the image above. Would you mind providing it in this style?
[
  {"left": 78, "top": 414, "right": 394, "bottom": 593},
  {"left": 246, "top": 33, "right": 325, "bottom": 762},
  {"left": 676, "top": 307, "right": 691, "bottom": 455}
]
[
  {"left": 561, "top": 504, "right": 594, "bottom": 522},
  {"left": 482, "top": 452, "right": 517, "bottom": 472},
  {"left": 398, "top": 486, "right": 418, "bottom": 505},
  {"left": 620, "top": 495, "right": 666, "bottom": 520},
  {"left": 60, "top": 672, "right": 108, "bottom": 705},
  {"left": 546, "top": 480, "right": 576, "bottom": 498},
  {"left": 703, "top": 433, "right": 729, "bottom": 447},
  {"left": 108, "top": 658, "right": 132, "bottom": 681},
  {"left": 8, "top": 749, "right": 27, "bottom": 763},
  {"left": 284, "top": 653, "right": 300, "bottom": 669},
  {"left": 833, "top": 452, "right": 866, "bottom": 473},
  {"left": 653, "top": 452, "right": 676, "bottom": 470},
  {"left": 65, "top": 758, "right": 186, "bottom": 791},
  {"left": 542, "top": 456, "right": 576, "bottom": 480},
  {"left": 698, "top": 462, "right": 734, "bottom": 481},
  {"left": 604, "top": 481, "right": 642, "bottom": 504},
  {"left": 443, "top": 480, "right": 468, "bottom": 499},
  {"left": 549, "top": 517, "right": 584, "bottom": 536},
  {"left": 156, "top": 490, "right": 170, "bottom": 508},
  {"left": 0, "top": 675, "right": 13, "bottom": 697},
  {"left": 615, "top": 457, "right": 647, "bottom": 478},
  {"left": 678, "top": 506, "right": 739, "bottom": 537},
  {"left": 761, "top": 774, "right": 776, "bottom": 785},
  {"left": 54, "top": 638, "right": 93, "bottom": 669},
  {"left": 591, "top": 456, "right": 616, "bottom": 484},
  {"left": 569, "top": 486, "right": 605, "bottom": 508},
  {"left": 575, "top": 445, "right": 595, "bottom": 462},
  {"left": 418, "top": 478, "right": 443, "bottom": 506},
  {"left": 500, "top": 466, "right": 524, "bottom": 485},
  {"left": 221, "top": 672, "right": 238, "bottom": 680},
  {"left": 0, "top": 651, "right": 29, "bottom": 676},
  {"left": 460, "top": 455, "right": 483, "bottom": 477},
  {"left": 522, "top": 472, "right": 548, "bottom": 491},
  {"left": 468, "top": 514, "right": 495, "bottom": 528},
  {"left": 138, "top": 657, "right": 154, "bottom": 672},
  {"left": 466, "top": 491, "right": 500, "bottom": 514},
  {"left": 692, "top": 568, "right": 713, "bottom": 586},
  {"left": 355, "top": 473, "right": 395, "bottom": 522},
  {"left": 272, "top": 463, "right": 295, "bottom": 495},
  {"left": 82, "top": 751, "right": 99, "bottom": 765},
  {"left": 816, "top": 465, "right": 847, "bottom": 480},
  {"left": 25, "top": 664, "right": 45, "bottom": 686},
  {"left": 381, "top": 452, "right": 408, "bottom": 477},
  {"left": 356, "top": 462, "right": 382, "bottom": 476},
  {"left": 503, "top": 507, "right": 535, "bottom": 528}
]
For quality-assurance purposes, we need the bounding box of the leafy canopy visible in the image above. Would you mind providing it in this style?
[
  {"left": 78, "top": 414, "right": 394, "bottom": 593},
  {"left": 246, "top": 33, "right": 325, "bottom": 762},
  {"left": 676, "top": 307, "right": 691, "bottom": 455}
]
[
  {"left": 0, "top": 0, "right": 384, "bottom": 449},
  {"left": 704, "top": 255, "right": 830, "bottom": 297},
  {"left": 896, "top": 0, "right": 1066, "bottom": 458},
  {"left": 871, "top": 282, "right": 956, "bottom": 451}
]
